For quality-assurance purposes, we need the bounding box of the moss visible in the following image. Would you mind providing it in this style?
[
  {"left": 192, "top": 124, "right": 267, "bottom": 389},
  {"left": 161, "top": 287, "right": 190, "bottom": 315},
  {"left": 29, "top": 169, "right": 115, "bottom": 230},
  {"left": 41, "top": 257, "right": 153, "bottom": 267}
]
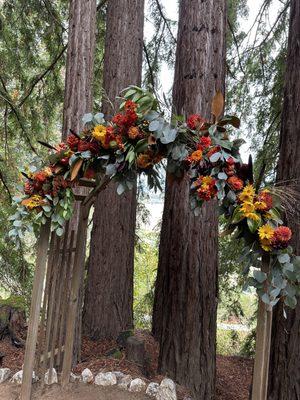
[{"left": 0, "top": 295, "right": 27, "bottom": 310}]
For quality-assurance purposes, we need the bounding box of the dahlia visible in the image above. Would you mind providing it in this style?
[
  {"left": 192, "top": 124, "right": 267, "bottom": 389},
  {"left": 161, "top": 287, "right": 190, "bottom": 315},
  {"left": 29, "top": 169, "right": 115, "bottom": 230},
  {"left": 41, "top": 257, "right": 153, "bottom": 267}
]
[
  {"left": 257, "top": 190, "right": 273, "bottom": 211},
  {"left": 187, "top": 114, "right": 205, "bottom": 130},
  {"left": 24, "top": 180, "right": 34, "bottom": 195},
  {"left": 227, "top": 176, "right": 244, "bottom": 191},
  {"left": 189, "top": 149, "right": 203, "bottom": 162},
  {"left": 78, "top": 140, "right": 90, "bottom": 152},
  {"left": 67, "top": 134, "right": 80, "bottom": 151},
  {"left": 271, "top": 226, "right": 292, "bottom": 249},
  {"left": 124, "top": 100, "right": 137, "bottom": 111},
  {"left": 199, "top": 136, "right": 212, "bottom": 148}
]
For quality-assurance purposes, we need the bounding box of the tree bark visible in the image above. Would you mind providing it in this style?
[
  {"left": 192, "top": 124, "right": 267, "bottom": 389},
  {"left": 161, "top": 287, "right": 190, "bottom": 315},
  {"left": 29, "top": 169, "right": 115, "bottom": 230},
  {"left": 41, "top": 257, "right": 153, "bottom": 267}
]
[
  {"left": 268, "top": 2, "right": 300, "bottom": 399},
  {"left": 152, "top": 1, "right": 226, "bottom": 399},
  {"left": 82, "top": 0, "right": 144, "bottom": 340},
  {"left": 62, "top": 0, "right": 97, "bottom": 363}
]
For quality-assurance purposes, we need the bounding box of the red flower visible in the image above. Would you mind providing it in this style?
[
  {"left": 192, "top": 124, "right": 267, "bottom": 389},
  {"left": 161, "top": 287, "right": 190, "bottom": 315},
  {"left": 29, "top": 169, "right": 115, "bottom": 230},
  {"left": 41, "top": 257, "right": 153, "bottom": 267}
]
[
  {"left": 226, "top": 157, "right": 235, "bottom": 165},
  {"left": 271, "top": 226, "right": 292, "bottom": 249},
  {"left": 78, "top": 140, "right": 90, "bottom": 152},
  {"left": 88, "top": 140, "right": 100, "bottom": 154},
  {"left": 34, "top": 171, "right": 47, "bottom": 184},
  {"left": 257, "top": 191, "right": 273, "bottom": 211},
  {"left": 24, "top": 180, "right": 34, "bottom": 195},
  {"left": 67, "top": 134, "right": 79, "bottom": 151},
  {"left": 187, "top": 114, "right": 205, "bottom": 130},
  {"left": 112, "top": 113, "right": 127, "bottom": 127},
  {"left": 55, "top": 143, "right": 68, "bottom": 152},
  {"left": 227, "top": 176, "right": 244, "bottom": 191},
  {"left": 199, "top": 136, "right": 212, "bottom": 148},
  {"left": 84, "top": 168, "right": 96, "bottom": 179},
  {"left": 124, "top": 100, "right": 137, "bottom": 111}
]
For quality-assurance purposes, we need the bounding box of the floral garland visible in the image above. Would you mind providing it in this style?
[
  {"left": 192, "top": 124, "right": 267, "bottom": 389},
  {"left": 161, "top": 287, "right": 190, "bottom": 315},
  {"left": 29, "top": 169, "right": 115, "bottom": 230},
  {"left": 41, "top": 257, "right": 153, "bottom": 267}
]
[{"left": 9, "top": 87, "right": 300, "bottom": 309}]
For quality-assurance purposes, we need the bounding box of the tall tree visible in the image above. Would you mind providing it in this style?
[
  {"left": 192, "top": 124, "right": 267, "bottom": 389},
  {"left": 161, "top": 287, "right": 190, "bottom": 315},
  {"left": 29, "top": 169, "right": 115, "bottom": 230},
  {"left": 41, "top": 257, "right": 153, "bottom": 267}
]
[
  {"left": 152, "top": 1, "right": 226, "bottom": 399},
  {"left": 83, "top": 0, "right": 144, "bottom": 339},
  {"left": 268, "top": 2, "right": 300, "bottom": 399},
  {"left": 62, "top": 0, "right": 97, "bottom": 362}
]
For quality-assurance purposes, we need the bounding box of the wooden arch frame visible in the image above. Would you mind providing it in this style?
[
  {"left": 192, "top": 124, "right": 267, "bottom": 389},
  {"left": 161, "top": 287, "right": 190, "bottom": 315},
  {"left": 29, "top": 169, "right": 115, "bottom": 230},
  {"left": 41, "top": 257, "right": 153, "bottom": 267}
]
[{"left": 20, "top": 176, "right": 272, "bottom": 400}]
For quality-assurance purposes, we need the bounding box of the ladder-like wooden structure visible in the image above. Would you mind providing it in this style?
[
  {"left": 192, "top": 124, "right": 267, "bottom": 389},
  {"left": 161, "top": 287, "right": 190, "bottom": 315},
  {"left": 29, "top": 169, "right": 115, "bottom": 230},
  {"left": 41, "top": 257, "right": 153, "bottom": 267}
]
[
  {"left": 20, "top": 177, "right": 109, "bottom": 400},
  {"left": 20, "top": 176, "right": 273, "bottom": 400}
]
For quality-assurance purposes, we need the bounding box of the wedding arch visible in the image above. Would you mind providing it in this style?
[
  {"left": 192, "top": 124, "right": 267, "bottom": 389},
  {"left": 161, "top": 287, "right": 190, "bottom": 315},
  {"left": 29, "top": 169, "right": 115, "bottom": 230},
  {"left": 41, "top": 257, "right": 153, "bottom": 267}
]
[{"left": 11, "top": 87, "right": 299, "bottom": 400}]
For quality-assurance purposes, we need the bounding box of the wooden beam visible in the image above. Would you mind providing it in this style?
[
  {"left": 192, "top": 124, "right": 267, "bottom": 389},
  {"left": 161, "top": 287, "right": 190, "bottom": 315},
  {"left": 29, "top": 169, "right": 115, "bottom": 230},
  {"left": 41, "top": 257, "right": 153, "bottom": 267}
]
[
  {"left": 251, "top": 255, "right": 272, "bottom": 400},
  {"left": 20, "top": 221, "right": 50, "bottom": 400}
]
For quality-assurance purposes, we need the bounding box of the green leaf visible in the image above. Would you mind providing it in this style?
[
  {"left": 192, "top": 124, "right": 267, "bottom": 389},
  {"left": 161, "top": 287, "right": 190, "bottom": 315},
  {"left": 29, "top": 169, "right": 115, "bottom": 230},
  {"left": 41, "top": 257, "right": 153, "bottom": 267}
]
[
  {"left": 247, "top": 216, "right": 261, "bottom": 233},
  {"left": 209, "top": 152, "right": 222, "bottom": 163},
  {"left": 278, "top": 253, "right": 290, "bottom": 264},
  {"left": 253, "top": 270, "right": 267, "bottom": 283},
  {"left": 231, "top": 206, "right": 244, "bottom": 224},
  {"left": 284, "top": 295, "right": 297, "bottom": 309}
]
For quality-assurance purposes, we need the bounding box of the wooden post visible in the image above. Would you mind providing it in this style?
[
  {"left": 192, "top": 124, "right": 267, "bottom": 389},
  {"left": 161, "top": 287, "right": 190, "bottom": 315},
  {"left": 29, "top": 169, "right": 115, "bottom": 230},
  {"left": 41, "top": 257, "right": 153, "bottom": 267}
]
[
  {"left": 251, "top": 254, "right": 272, "bottom": 400},
  {"left": 20, "top": 221, "right": 50, "bottom": 400},
  {"left": 61, "top": 204, "right": 90, "bottom": 386}
]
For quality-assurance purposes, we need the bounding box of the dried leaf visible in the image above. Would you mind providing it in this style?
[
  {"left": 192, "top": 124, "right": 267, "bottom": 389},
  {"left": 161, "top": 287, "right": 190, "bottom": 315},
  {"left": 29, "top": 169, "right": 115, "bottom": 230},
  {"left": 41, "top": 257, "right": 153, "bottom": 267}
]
[
  {"left": 211, "top": 91, "right": 224, "bottom": 120},
  {"left": 70, "top": 158, "right": 83, "bottom": 181}
]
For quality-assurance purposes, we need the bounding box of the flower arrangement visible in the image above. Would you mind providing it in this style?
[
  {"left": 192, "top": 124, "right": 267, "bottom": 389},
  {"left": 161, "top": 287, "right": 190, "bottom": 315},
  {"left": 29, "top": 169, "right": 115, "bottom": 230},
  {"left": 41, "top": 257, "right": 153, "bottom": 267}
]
[{"left": 9, "top": 86, "right": 300, "bottom": 309}]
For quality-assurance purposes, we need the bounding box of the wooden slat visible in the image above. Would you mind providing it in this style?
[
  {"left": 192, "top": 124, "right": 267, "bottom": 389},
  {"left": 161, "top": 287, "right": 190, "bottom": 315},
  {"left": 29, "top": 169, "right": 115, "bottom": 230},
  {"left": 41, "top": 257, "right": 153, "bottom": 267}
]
[
  {"left": 61, "top": 205, "right": 90, "bottom": 386},
  {"left": 20, "top": 221, "right": 50, "bottom": 400},
  {"left": 57, "top": 230, "right": 75, "bottom": 369},
  {"left": 41, "top": 234, "right": 61, "bottom": 381},
  {"left": 48, "top": 222, "right": 70, "bottom": 378},
  {"left": 251, "top": 255, "right": 272, "bottom": 400},
  {"left": 35, "top": 234, "right": 56, "bottom": 374}
]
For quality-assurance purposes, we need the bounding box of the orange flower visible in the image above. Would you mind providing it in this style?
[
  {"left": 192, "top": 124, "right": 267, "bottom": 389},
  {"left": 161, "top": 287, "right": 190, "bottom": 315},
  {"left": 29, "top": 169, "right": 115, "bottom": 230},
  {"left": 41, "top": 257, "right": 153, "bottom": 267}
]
[
  {"left": 190, "top": 149, "right": 203, "bottom": 162},
  {"left": 137, "top": 153, "right": 152, "bottom": 169},
  {"left": 227, "top": 176, "right": 244, "bottom": 191},
  {"left": 128, "top": 126, "right": 140, "bottom": 140},
  {"left": 271, "top": 226, "right": 292, "bottom": 249}
]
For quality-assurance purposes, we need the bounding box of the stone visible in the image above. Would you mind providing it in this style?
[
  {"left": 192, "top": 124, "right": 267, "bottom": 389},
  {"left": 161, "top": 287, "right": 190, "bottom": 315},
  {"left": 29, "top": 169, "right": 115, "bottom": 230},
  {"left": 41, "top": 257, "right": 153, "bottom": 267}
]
[
  {"left": 183, "top": 397, "right": 193, "bottom": 400},
  {"left": 156, "top": 378, "right": 177, "bottom": 400},
  {"left": 81, "top": 368, "right": 94, "bottom": 383},
  {"left": 146, "top": 382, "right": 159, "bottom": 397},
  {"left": 94, "top": 372, "right": 117, "bottom": 386},
  {"left": 112, "top": 371, "right": 125, "bottom": 382},
  {"left": 126, "top": 336, "right": 146, "bottom": 367},
  {"left": 0, "top": 368, "right": 11, "bottom": 383},
  {"left": 10, "top": 370, "right": 38, "bottom": 384},
  {"left": 44, "top": 368, "right": 58, "bottom": 385},
  {"left": 129, "top": 378, "right": 146, "bottom": 392},
  {"left": 70, "top": 372, "right": 81, "bottom": 383},
  {"left": 117, "top": 374, "right": 132, "bottom": 390}
]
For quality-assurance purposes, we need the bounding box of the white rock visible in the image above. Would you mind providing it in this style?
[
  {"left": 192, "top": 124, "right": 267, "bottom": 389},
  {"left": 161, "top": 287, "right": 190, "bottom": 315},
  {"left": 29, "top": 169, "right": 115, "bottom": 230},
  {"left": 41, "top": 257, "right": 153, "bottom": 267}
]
[
  {"left": 81, "top": 368, "right": 94, "bottom": 383},
  {"left": 112, "top": 371, "right": 125, "bottom": 382},
  {"left": 0, "top": 368, "right": 11, "bottom": 383},
  {"left": 10, "top": 370, "right": 38, "bottom": 385},
  {"left": 156, "top": 378, "right": 177, "bottom": 400},
  {"left": 70, "top": 372, "right": 81, "bottom": 382},
  {"left": 129, "top": 378, "right": 146, "bottom": 392},
  {"left": 94, "top": 372, "right": 117, "bottom": 386},
  {"left": 146, "top": 382, "right": 159, "bottom": 397},
  {"left": 117, "top": 374, "right": 132, "bottom": 389},
  {"left": 44, "top": 368, "right": 58, "bottom": 385},
  {"left": 183, "top": 397, "right": 193, "bottom": 400}
]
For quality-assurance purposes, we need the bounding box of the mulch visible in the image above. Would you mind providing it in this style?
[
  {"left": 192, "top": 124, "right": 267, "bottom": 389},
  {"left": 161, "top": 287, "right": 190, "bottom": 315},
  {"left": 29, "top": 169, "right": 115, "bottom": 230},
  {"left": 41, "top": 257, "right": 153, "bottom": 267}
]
[{"left": 0, "top": 331, "right": 253, "bottom": 400}]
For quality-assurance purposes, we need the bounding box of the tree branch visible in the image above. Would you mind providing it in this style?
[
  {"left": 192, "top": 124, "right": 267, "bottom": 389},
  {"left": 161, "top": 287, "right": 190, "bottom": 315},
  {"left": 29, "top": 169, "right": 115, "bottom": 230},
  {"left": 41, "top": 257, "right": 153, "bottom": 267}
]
[
  {"left": 18, "top": 45, "right": 67, "bottom": 107},
  {"left": 154, "top": 0, "right": 177, "bottom": 43},
  {"left": 0, "top": 170, "right": 12, "bottom": 201},
  {"left": 97, "top": 0, "right": 107, "bottom": 12},
  {"left": 143, "top": 41, "right": 156, "bottom": 89}
]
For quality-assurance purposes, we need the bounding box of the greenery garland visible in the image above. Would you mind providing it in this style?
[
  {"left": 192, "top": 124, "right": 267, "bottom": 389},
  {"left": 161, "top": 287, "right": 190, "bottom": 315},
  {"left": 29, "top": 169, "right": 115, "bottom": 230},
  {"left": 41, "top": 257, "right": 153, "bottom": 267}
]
[{"left": 9, "top": 87, "right": 300, "bottom": 310}]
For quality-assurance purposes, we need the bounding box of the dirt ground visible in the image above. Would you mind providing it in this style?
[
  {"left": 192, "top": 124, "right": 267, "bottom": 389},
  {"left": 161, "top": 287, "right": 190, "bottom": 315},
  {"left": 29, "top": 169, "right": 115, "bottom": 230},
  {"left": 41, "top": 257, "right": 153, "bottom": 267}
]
[
  {"left": 0, "top": 382, "right": 151, "bottom": 400},
  {"left": 0, "top": 332, "right": 253, "bottom": 400}
]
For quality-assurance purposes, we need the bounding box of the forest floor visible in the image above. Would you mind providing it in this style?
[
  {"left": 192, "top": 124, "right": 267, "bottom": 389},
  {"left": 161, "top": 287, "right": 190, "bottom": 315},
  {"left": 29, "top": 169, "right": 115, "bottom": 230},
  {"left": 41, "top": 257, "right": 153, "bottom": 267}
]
[{"left": 0, "top": 331, "right": 253, "bottom": 400}]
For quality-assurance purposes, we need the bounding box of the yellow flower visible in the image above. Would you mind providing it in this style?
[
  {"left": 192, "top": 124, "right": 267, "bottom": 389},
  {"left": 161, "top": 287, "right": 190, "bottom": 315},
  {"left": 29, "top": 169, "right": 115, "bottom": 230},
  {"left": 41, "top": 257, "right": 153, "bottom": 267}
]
[
  {"left": 43, "top": 167, "right": 53, "bottom": 177},
  {"left": 258, "top": 224, "right": 275, "bottom": 240},
  {"left": 92, "top": 124, "right": 107, "bottom": 145},
  {"left": 202, "top": 176, "right": 214, "bottom": 185},
  {"left": 239, "top": 184, "right": 255, "bottom": 202},
  {"left": 241, "top": 201, "right": 255, "bottom": 214},
  {"left": 260, "top": 238, "right": 272, "bottom": 252},
  {"left": 254, "top": 201, "right": 267, "bottom": 211},
  {"left": 21, "top": 195, "right": 45, "bottom": 210},
  {"left": 264, "top": 211, "right": 272, "bottom": 220},
  {"left": 245, "top": 212, "right": 260, "bottom": 222}
]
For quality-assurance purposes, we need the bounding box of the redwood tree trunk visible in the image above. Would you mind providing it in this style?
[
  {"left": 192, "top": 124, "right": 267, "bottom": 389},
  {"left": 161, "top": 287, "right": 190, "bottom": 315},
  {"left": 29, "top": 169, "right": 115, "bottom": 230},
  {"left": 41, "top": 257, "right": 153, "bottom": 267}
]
[
  {"left": 152, "top": 1, "right": 226, "bottom": 399},
  {"left": 83, "top": 0, "right": 144, "bottom": 339},
  {"left": 268, "top": 2, "right": 300, "bottom": 399},
  {"left": 62, "top": 0, "right": 97, "bottom": 362}
]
